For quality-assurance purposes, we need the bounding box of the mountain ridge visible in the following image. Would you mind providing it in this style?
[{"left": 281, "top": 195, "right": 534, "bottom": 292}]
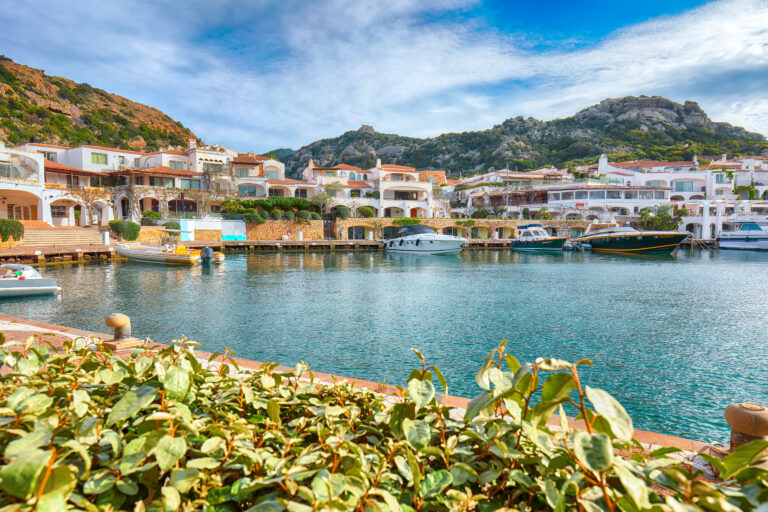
[
  {"left": 0, "top": 56, "right": 196, "bottom": 151},
  {"left": 274, "top": 96, "right": 767, "bottom": 178}
]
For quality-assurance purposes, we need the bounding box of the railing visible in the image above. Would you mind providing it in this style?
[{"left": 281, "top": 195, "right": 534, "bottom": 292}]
[
  {"left": 44, "top": 183, "right": 68, "bottom": 190},
  {"left": 0, "top": 175, "right": 40, "bottom": 186}
]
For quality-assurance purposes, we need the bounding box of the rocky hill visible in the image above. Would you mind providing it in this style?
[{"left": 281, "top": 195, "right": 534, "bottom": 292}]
[
  {"left": 0, "top": 56, "right": 196, "bottom": 151},
  {"left": 277, "top": 96, "right": 768, "bottom": 178}
]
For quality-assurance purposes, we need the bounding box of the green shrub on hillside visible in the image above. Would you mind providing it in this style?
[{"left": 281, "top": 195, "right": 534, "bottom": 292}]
[
  {"left": 109, "top": 220, "right": 140, "bottom": 241},
  {"left": 163, "top": 221, "right": 180, "bottom": 231},
  {"left": 309, "top": 212, "right": 321, "bottom": 220},
  {"left": 0, "top": 218, "right": 23, "bottom": 242},
  {"left": 284, "top": 210, "right": 295, "bottom": 221},
  {"left": 270, "top": 209, "right": 284, "bottom": 220},
  {"left": 0, "top": 337, "right": 765, "bottom": 511},
  {"left": 333, "top": 205, "right": 350, "bottom": 219},
  {"left": 142, "top": 210, "right": 161, "bottom": 219},
  {"left": 298, "top": 210, "right": 311, "bottom": 222}
]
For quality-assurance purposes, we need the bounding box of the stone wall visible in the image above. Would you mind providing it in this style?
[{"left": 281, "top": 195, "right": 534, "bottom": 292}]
[
  {"left": 334, "top": 218, "right": 590, "bottom": 240},
  {"left": 245, "top": 220, "right": 324, "bottom": 240},
  {"left": 194, "top": 229, "right": 222, "bottom": 241},
  {"left": 0, "top": 237, "right": 22, "bottom": 250},
  {"left": 136, "top": 226, "right": 165, "bottom": 243}
]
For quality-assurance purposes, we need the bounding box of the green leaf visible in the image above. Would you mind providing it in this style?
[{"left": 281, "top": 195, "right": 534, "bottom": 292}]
[
  {"left": 0, "top": 448, "right": 51, "bottom": 499},
  {"left": 116, "top": 478, "right": 139, "bottom": 495},
  {"left": 156, "top": 435, "right": 187, "bottom": 472},
  {"left": 572, "top": 431, "right": 613, "bottom": 473},
  {"left": 475, "top": 348, "right": 496, "bottom": 390},
  {"left": 407, "top": 378, "right": 435, "bottom": 408},
  {"left": 164, "top": 366, "right": 191, "bottom": 401},
  {"left": 488, "top": 367, "right": 515, "bottom": 394},
  {"left": 402, "top": 418, "right": 431, "bottom": 451},
  {"left": 536, "top": 358, "right": 572, "bottom": 371},
  {"left": 541, "top": 373, "right": 576, "bottom": 403},
  {"left": 41, "top": 465, "right": 76, "bottom": 499},
  {"left": 449, "top": 462, "right": 478, "bottom": 486},
  {"left": 420, "top": 469, "right": 452, "bottom": 498},
  {"left": 83, "top": 470, "right": 117, "bottom": 495},
  {"left": 464, "top": 390, "right": 494, "bottom": 421},
  {"left": 311, "top": 469, "right": 332, "bottom": 503},
  {"left": 105, "top": 385, "right": 157, "bottom": 427},
  {"left": 162, "top": 485, "right": 181, "bottom": 511},
  {"left": 170, "top": 468, "right": 200, "bottom": 493},
  {"left": 267, "top": 398, "right": 281, "bottom": 425},
  {"left": 585, "top": 386, "right": 634, "bottom": 442},
  {"left": 36, "top": 492, "right": 68, "bottom": 512},
  {"left": 4, "top": 429, "right": 51, "bottom": 457},
  {"left": 721, "top": 440, "right": 768, "bottom": 479},
  {"left": 72, "top": 389, "right": 90, "bottom": 417}
]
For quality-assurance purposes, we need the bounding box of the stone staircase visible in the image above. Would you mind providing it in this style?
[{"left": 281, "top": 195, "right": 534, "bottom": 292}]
[
  {"left": 20, "top": 220, "right": 53, "bottom": 229},
  {"left": 21, "top": 228, "right": 104, "bottom": 247}
]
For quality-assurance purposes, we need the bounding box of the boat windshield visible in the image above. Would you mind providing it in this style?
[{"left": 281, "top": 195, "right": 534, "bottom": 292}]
[
  {"left": 396, "top": 225, "right": 435, "bottom": 236},
  {"left": 738, "top": 223, "right": 763, "bottom": 231}
]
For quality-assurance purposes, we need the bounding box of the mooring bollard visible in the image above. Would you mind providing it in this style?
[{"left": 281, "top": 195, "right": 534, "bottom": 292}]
[
  {"left": 725, "top": 402, "right": 768, "bottom": 450},
  {"left": 103, "top": 313, "right": 144, "bottom": 350}
]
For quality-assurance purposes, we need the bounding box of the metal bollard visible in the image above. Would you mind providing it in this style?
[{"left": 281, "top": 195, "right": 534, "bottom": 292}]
[
  {"left": 725, "top": 403, "right": 768, "bottom": 450},
  {"left": 104, "top": 313, "right": 143, "bottom": 350}
]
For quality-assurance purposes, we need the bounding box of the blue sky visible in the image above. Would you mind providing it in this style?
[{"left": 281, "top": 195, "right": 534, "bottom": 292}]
[{"left": 0, "top": 0, "right": 766, "bottom": 152}]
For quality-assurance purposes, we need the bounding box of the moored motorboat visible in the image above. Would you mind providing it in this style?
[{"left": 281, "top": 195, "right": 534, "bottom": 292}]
[
  {"left": 717, "top": 222, "right": 768, "bottom": 251},
  {"left": 571, "top": 224, "right": 688, "bottom": 254},
  {"left": 115, "top": 243, "right": 201, "bottom": 264},
  {"left": 509, "top": 224, "right": 566, "bottom": 252},
  {"left": 0, "top": 264, "right": 60, "bottom": 298},
  {"left": 383, "top": 224, "right": 467, "bottom": 255}
]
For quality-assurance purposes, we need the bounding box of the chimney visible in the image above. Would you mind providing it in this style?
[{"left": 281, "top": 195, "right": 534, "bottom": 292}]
[
  {"left": 188, "top": 139, "right": 197, "bottom": 150},
  {"left": 308, "top": 158, "right": 314, "bottom": 169},
  {"left": 376, "top": 158, "right": 382, "bottom": 168},
  {"left": 598, "top": 154, "right": 608, "bottom": 173},
  {"left": 721, "top": 153, "right": 727, "bottom": 163},
  {"left": 693, "top": 155, "right": 698, "bottom": 165}
]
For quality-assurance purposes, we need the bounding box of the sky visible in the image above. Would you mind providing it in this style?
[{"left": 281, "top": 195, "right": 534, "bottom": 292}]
[{"left": 0, "top": 0, "right": 767, "bottom": 152}]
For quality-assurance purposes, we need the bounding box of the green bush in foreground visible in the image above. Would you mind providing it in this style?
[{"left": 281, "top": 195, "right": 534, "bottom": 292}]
[
  {"left": 163, "top": 221, "right": 181, "bottom": 231},
  {"left": 0, "top": 337, "right": 766, "bottom": 511},
  {"left": 109, "top": 220, "right": 140, "bottom": 241},
  {"left": 0, "top": 218, "right": 23, "bottom": 242}
]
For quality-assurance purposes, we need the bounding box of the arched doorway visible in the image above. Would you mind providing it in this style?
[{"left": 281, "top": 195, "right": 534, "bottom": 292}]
[{"left": 120, "top": 198, "right": 130, "bottom": 220}]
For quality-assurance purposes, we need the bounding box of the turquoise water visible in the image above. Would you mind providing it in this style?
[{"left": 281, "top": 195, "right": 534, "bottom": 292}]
[{"left": 3, "top": 250, "right": 767, "bottom": 442}]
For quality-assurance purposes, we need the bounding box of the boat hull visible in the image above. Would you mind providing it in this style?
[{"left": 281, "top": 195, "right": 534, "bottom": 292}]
[
  {"left": 384, "top": 237, "right": 466, "bottom": 255},
  {"left": 115, "top": 245, "right": 200, "bottom": 264},
  {"left": 0, "top": 279, "right": 60, "bottom": 297},
  {"left": 573, "top": 232, "right": 688, "bottom": 254},
  {"left": 716, "top": 236, "right": 768, "bottom": 251},
  {"left": 509, "top": 237, "right": 566, "bottom": 252}
]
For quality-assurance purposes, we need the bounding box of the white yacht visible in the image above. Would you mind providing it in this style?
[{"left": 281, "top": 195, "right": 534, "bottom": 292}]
[
  {"left": 0, "top": 264, "right": 60, "bottom": 298},
  {"left": 717, "top": 222, "right": 768, "bottom": 251},
  {"left": 383, "top": 225, "right": 467, "bottom": 255}
]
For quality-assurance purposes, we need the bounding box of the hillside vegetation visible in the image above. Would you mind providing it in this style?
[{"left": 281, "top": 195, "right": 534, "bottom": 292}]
[
  {"left": 0, "top": 56, "right": 196, "bottom": 151},
  {"left": 276, "top": 97, "right": 768, "bottom": 178}
]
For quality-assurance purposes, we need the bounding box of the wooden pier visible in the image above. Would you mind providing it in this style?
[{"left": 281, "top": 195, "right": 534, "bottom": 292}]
[{"left": 0, "top": 244, "right": 121, "bottom": 264}]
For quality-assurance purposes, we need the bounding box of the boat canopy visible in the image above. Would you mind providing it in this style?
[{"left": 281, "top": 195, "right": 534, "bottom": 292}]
[
  {"left": 396, "top": 225, "right": 435, "bottom": 236},
  {"left": 518, "top": 223, "right": 543, "bottom": 229}
]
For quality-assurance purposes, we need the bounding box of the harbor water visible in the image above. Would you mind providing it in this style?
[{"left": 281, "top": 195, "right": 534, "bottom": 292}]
[{"left": 3, "top": 249, "right": 767, "bottom": 442}]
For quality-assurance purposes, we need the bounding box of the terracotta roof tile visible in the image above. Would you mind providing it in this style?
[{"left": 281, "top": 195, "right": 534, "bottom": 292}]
[
  {"left": 44, "top": 159, "right": 104, "bottom": 176},
  {"left": 345, "top": 180, "right": 371, "bottom": 188},
  {"left": 233, "top": 154, "right": 268, "bottom": 164},
  {"left": 267, "top": 178, "right": 305, "bottom": 185}
]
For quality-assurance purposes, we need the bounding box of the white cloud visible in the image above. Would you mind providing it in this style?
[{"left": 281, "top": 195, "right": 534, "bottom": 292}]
[{"left": 0, "top": 0, "right": 766, "bottom": 151}]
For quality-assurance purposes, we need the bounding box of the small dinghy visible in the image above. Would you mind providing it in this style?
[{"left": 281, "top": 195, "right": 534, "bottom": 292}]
[
  {"left": 115, "top": 242, "right": 202, "bottom": 265},
  {"left": 0, "top": 264, "right": 60, "bottom": 298}
]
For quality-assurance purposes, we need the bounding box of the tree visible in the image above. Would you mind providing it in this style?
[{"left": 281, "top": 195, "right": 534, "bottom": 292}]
[
  {"left": 638, "top": 207, "right": 651, "bottom": 229},
  {"left": 538, "top": 207, "right": 552, "bottom": 220},
  {"left": 310, "top": 182, "right": 343, "bottom": 215},
  {"left": 67, "top": 186, "right": 111, "bottom": 225}
]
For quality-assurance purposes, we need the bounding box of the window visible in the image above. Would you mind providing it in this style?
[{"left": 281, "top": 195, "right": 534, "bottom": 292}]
[
  {"left": 210, "top": 205, "right": 221, "bottom": 213},
  {"left": 91, "top": 153, "right": 107, "bottom": 165},
  {"left": 150, "top": 177, "right": 174, "bottom": 188},
  {"left": 575, "top": 191, "right": 588, "bottom": 199},
  {"left": 654, "top": 191, "right": 666, "bottom": 199},
  {"left": 645, "top": 181, "right": 663, "bottom": 187},
  {"left": 560, "top": 191, "right": 573, "bottom": 200},
  {"left": 265, "top": 171, "right": 279, "bottom": 180},
  {"left": 674, "top": 181, "right": 693, "bottom": 192},
  {"left": 51, "top": 205, "right": 67, "bottom": 217},
  {"left": 606, "top": 190, "right": 621, "bottom": 199},
  {"left": 350, "top": 189, "right": 361, "bottom": 198},
  {"left": 180, "top": 179, "right": 201, "bottom": 190},
  {"left": 391, "top": 174, "right": 403, "bottom": 181},
  {"left": 118, "top": 156, "right": 127, "bottom": 165},
  {"left": 442, "top": 227, "right": 459, "bottom": 237},
  {"left": 235, "top": 167, "right": 249, "bottom": 177},
  {"left": 640, "top": 190, "right": 654, "bottom": 199},
  {"left": 608, "top": 176, "right": 624, "bottom": 184},
  {"left": 470, "top": 227, "right": 481, "bottom": 239},
  {"left": 202, "top": 163, "right": 223, "bottom": 173},
  {"left": 715, "top": 173, "right": 726, "bottom": 183},
  {"left": 238, "top": 185, "right": 262, "bottom": 197},
  {"left": 269, "top": 188, "right": 284, "bottom": 197},
  {"left": 66, "top": 175, "right": 79, "bottom": 188},
  {"left": 169, "top": 161, "right": 185, "bottom": 170},
  {"left": 348, "top": 226, "right": 366, "bottom": 240},
  {"left": 90, "top": 177, "right": 100, "bottom": 187},
  {"left": 427, "top": 177, "right": 434, "bottom": 183},
  {"left": 624, "top": 190, "right": 637, "bottom": 199},
  {"left": 295, "top": 189, "right": 308, "bottom": 198},
  {"left": 134, "top": 158, "right": 140, "bottom": 168},
  {"left": 548, "top": 192, "right": 560, "bottom": 201},
  {"left": 589, "top": 190, "right": 605, "bottom": 199},
  {"left": 38, "top": 151, "right": 57, "bottom": 162},
  {"left": 716, "top": 189, "right": 724, "bottom": 196},
  {"left": 135, "top": 176, "right": 144, "bottom": 185}
]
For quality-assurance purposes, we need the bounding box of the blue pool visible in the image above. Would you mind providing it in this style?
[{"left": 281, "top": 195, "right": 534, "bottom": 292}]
[{"left": 3, "top": 249, "right": 767, "bottom": 442}]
